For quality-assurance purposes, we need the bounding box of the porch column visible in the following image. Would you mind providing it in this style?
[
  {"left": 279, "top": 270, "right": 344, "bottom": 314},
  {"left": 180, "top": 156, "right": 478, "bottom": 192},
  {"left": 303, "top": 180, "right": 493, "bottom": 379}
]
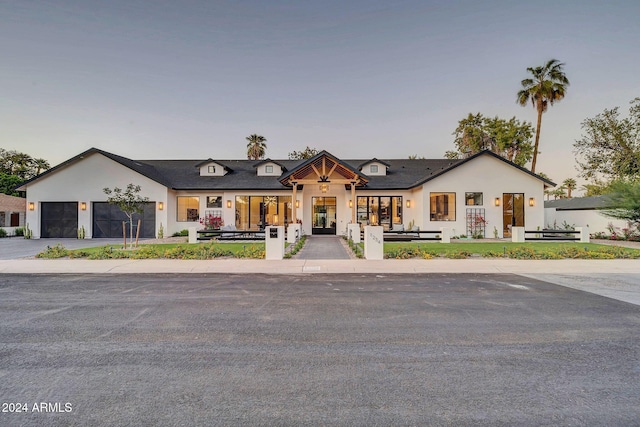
[
  {"left": 291, "top": 182, "right": 297, "bottom": 224},
  {"left": 350, "top": 181, "right": 356, "bottom": 223}
]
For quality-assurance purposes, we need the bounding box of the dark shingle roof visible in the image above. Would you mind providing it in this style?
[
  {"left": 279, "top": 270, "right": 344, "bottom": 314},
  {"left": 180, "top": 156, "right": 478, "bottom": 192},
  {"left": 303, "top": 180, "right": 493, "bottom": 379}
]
[
  {"left": 19, "top": 148, "right": 553, "bottom": 192},
  {"left": 544, "top": 196, "right": 614, "bottom": 210}
]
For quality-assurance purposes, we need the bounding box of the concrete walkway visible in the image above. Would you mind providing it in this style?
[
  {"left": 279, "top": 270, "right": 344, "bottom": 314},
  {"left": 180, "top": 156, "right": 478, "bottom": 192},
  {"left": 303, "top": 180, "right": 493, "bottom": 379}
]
[{"left": 293, "top": 235, "right": 351, "bottom": 259}]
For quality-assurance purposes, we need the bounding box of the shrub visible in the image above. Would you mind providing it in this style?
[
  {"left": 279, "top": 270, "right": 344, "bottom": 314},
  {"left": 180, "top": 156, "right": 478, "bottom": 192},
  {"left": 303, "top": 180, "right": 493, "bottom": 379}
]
[
  {"left": 15, "top": 227, "right": 25, "bottom": 236},
  {"left": 0, "top": 228, "right": 6, "bottom": 238},
  {"left": 36, "top": 244, "right": 69, "bottom": 258},
  {"left": 234, "top": 245, "right": 265, "bottom": 259},
  {"left": 172, "top": 229, "right": 189, "bottom": 237},
  {"left": 445, "top": 250, "right": 471, "bottom": 259}
]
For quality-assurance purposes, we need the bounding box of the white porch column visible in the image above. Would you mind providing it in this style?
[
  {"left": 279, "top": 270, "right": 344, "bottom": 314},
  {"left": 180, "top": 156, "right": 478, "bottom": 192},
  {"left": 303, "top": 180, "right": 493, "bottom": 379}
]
[
  {"left": 350, "top": 181, "right": 356, "bottom": 224},
  {"left": 291, "top": 182, "right": 297, "bottom": 224}
]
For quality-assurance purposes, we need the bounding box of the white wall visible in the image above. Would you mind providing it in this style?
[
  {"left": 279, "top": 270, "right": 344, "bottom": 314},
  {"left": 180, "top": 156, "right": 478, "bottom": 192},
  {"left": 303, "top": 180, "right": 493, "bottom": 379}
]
[
  {"left": 545, "top": 208, "right": 628, "bottom": 234},
  {"left": 420, "top": 154, "right": 546, "bottom": 238},
  {"left": 25, "top": 152, "right": 168, "bottom": 238}
]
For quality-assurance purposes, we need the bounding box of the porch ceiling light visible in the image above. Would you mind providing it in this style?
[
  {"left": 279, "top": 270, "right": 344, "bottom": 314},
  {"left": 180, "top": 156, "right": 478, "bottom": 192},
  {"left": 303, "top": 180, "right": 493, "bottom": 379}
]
[
  {"left": 494, "top": 197, "right": 501, "bottom": 207},
  {"left": 529, "top": 197, "right": 535, "bottom": 207},
  {"left": 28, "top": 202, "right": 35, "bottom": 211},
  {"left": 320, "top": 183, "right": 329, "bottom": 193}
]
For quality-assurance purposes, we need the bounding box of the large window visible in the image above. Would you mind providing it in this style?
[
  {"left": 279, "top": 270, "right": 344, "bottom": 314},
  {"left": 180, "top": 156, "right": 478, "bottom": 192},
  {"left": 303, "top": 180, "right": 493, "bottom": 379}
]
[
  {"left": 177, "top": 196, "right": 200, "bottom": 222},
  {"left": 465, "top": 192, "right": 483, "bottom": 206},
  {"left": 357, "top": 196, "right": 402, "bottom": 230},
  {"left": 430, "top": 192, "right": 456, "bottom": 221},
  {"left": 235, "top": 196, "right": 292, "bottom": 230}
]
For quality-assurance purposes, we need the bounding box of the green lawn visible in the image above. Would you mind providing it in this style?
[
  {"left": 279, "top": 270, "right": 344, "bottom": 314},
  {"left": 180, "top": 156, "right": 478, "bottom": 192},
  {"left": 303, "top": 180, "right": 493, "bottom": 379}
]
[{"left": 384, "top": 241, "right": 640, "bottom": 259}]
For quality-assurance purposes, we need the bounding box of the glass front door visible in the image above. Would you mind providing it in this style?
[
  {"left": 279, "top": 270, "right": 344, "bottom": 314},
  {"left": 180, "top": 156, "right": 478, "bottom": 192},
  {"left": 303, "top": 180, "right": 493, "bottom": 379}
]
[
  {"left": 312, "top": 197, "right": 336, "bottom": 235},
  {"left": 503, "top": 193, "right": 524, "bottom": 237}
]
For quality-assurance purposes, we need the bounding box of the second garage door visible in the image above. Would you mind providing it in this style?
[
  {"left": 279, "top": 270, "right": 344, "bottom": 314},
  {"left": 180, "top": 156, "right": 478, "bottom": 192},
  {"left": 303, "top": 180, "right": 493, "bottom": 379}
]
[{"left": 93, "top": 202, "right": 156, "bottom": 238}]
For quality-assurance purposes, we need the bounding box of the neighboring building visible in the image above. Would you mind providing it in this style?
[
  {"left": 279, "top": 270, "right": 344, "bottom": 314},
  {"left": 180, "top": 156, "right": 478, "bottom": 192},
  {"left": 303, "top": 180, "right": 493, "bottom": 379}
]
[
  {"left": 17, "top": 148, "right": 554, "bottom": 239},
  {"left": 545, "top": 196, "right": 627, "bottom": 234},
  {"left": 0, "top": 193, "right": 26, "bottom": 233}
]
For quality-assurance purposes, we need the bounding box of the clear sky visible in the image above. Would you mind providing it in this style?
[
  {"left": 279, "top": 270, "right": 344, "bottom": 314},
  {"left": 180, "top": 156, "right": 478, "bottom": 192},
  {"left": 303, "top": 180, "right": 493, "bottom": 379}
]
[{"left": 2, "top": 0, "right": 639, "bottom": 190}]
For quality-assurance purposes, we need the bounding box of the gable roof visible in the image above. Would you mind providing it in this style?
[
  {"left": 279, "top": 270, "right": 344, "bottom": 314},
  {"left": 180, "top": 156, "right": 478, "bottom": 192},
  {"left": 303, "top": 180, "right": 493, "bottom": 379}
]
[
  {"left": 16, "top": 147, "right": 173, "bottom": 190},
  {"left": 278, "top": 151, "right": 369, "bottom": 186},
  {"left": 410, "top": 150, "right": 556, "bottom": 188},
  {"left": 17, "top": 147, "right": 553, "bottom": 192},
  {"left": 252, "top": 158, "right": 288, "bottom": 171},
  {"left": 358, "top": 158, "right": 391, "bottom": 169}
]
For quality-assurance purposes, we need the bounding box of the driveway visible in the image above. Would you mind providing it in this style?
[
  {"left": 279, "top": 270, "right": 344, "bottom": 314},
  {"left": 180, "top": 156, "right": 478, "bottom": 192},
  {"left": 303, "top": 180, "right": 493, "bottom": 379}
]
[
  {"left": 0, "top": 238, "right": 133, "bottom": 259},
  {"left": 1, "top": 273, "right": 638, "bottom": 426}
]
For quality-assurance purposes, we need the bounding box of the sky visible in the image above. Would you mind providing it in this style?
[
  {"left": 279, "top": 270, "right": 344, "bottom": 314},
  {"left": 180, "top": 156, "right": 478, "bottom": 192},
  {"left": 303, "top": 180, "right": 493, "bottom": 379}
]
[{"left": 2, "top": 0, "right": 639, "bottom": 192}]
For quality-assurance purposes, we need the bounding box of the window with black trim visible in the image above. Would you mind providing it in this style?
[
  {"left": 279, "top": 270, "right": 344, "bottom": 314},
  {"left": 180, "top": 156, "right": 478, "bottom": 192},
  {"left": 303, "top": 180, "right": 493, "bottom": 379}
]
[
  {"left": 177, "top": 196, "right": 199, "bottom": 222},
  {"left": 430, "top": 192, "right": 455, "bottom": 221}
]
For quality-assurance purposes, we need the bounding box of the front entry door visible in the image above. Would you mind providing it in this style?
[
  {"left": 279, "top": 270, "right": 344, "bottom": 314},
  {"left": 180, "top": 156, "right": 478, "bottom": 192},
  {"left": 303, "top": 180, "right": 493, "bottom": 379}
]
[
  {"left": 503, "top": 193, "right": 524, "bottom": 237},
  {"left": 312, "top": 197, "right": 336, "bottom": 235}
]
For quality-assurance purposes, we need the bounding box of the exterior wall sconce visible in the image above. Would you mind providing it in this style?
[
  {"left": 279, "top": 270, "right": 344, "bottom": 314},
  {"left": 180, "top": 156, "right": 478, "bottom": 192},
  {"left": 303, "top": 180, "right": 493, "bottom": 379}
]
[
  {"left": 80, "top": 202, "right": 87, "bottom": 211},
  {"left": 406, "top": 200, "right": 411, "bottom": 208},
  {"left": 295, "top": 200, "right": 300, "bottom": 208},
  {"left": 529, "top": 197, "right": 535, "bottom": 207},
  {"left": 29, "top": 202, "right": 35, "bottom": 211},
  {"left": 226, "top": 200, "right": 232, "bottom": 208},
  {"left": 349, "top": 200, "right": 353, "bottom": 208},
  {"left": 494, "top": 197, "right": 501, "bottom": 207},
  {"left": 158, "top": 202, "right": 164, "bottom": 210}
]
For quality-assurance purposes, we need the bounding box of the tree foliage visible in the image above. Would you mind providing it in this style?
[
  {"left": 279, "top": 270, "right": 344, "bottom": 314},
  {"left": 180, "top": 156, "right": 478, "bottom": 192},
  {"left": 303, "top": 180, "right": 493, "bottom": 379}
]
[
  {"left": 603, "top": 180, "right": 640, "bottom": 225},
  {"left": 0, "top": 148, "right": 51, "bottom": 196},
  {"left": 573, "top": 97, "right": 640, "bottom": 182},
  {"left": 517, "top": 59, "right": 570, "bottom": 173},
  {"left": 246, "top": 134, "right": 267, "bottom": 160},
  {"left": 288, "top": 146, "right": 320, "bottom": 160},
  {"left": 562, "top": 178, "right": 577, "bottom": 198},
  {"left": 446, "top": 113, "right": 534, "bottom": 166},
  {"left": 103, "top": 184, "right": 150, "bottom": 248}
]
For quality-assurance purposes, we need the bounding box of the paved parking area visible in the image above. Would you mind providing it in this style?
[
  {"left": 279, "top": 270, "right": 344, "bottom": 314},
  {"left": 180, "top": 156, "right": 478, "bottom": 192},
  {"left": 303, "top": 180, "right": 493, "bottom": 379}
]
[{"left": 1, "top": 273, "right": 639, "bottom": 426}]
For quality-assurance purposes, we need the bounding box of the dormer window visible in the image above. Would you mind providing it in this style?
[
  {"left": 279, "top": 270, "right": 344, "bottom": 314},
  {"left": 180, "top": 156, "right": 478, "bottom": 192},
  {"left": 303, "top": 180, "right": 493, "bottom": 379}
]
[
  {"left": 265, "top": 165, "right": 273, "bottom": 173},
  {"left": 370, "top": 165, "right": 379, "bottom": 173}
]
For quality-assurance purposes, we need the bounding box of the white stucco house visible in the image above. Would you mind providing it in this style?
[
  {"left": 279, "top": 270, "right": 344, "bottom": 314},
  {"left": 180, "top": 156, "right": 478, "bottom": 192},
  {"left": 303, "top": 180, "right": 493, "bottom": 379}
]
[
  {"left": 0, "top": 193, "right": 26, "bottom": 234},
  {"left": 17, "top": 148, "right": 554, "bottom": 239}
]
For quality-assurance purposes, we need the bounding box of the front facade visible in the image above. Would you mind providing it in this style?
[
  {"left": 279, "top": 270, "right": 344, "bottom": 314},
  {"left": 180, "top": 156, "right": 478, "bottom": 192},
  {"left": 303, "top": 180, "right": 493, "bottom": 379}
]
[{"left": 18, "top": 148, "right": 553, "bottom": 239}]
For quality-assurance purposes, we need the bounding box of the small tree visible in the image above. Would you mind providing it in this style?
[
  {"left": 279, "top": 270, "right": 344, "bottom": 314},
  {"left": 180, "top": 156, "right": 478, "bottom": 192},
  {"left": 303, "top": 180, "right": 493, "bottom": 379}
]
[
  {"left": 288, "top": 146, "right": 320, "bottom": 160},
  {"left": 103, "top": 184, "right": 149, "bottom": 248},
  {"left": 603, "top": 181, "right": 640, "bottom": 225}
]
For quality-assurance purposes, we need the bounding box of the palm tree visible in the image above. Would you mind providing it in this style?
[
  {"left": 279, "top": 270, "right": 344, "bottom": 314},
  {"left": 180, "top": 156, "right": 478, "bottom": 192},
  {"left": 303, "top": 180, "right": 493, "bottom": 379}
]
[
  {"left": 246, "top": 134, "right": 267, "bottom": 160},
  {"left": 563, "top": 178, "right": 577, "bottom": 198},
  {"left": 517, "top": 59, "right": 569, "bottom": 173}
]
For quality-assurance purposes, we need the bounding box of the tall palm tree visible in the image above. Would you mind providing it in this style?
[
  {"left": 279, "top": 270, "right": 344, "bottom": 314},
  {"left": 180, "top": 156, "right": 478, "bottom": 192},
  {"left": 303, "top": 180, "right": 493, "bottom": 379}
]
[
  {"left": 562, "top": 178, "right": 577, "bottom": 198},
  {"left": 246, "top": 134, "right": 267, "bottom": 160},
  {"left": 517, "top": 59, "right": 569, "bottom": 173}
]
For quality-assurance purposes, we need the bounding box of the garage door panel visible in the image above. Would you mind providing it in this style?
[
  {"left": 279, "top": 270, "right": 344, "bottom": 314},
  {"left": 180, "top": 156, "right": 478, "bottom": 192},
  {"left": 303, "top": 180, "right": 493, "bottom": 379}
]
[
  {"left": 41, "top": 202, "right": 78, "bottom": 238},
  {"left": 92, "top": 202, "right": 155, "bottom": 238}
]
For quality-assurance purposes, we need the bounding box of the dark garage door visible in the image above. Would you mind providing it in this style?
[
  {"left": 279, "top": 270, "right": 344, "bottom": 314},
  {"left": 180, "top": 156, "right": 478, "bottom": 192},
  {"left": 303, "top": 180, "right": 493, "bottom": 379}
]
[
  {"left": 93, "top": 202, "right": 156, "bottom": 238},
  {"left": 41, "top": 202, "right": 78, "bottom": 238}
]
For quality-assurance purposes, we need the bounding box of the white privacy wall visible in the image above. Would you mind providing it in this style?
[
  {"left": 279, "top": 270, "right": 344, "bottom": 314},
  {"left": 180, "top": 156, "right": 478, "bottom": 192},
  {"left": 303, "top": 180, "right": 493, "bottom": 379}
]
[
  {"left": 420, "top": 154, "right": 546, "bottom": 238},
  {"left": 544, "top": 208, "right": 628, "bottom": 234},
  {"left": 25, "top": 152, "right": 168, "bottom": 238}
]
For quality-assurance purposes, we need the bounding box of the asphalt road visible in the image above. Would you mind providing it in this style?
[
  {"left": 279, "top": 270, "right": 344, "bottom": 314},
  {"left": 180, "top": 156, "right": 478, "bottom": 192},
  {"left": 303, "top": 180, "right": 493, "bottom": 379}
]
[{"left": 1, "top": 273, "right": 639, "bottom": 426}]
